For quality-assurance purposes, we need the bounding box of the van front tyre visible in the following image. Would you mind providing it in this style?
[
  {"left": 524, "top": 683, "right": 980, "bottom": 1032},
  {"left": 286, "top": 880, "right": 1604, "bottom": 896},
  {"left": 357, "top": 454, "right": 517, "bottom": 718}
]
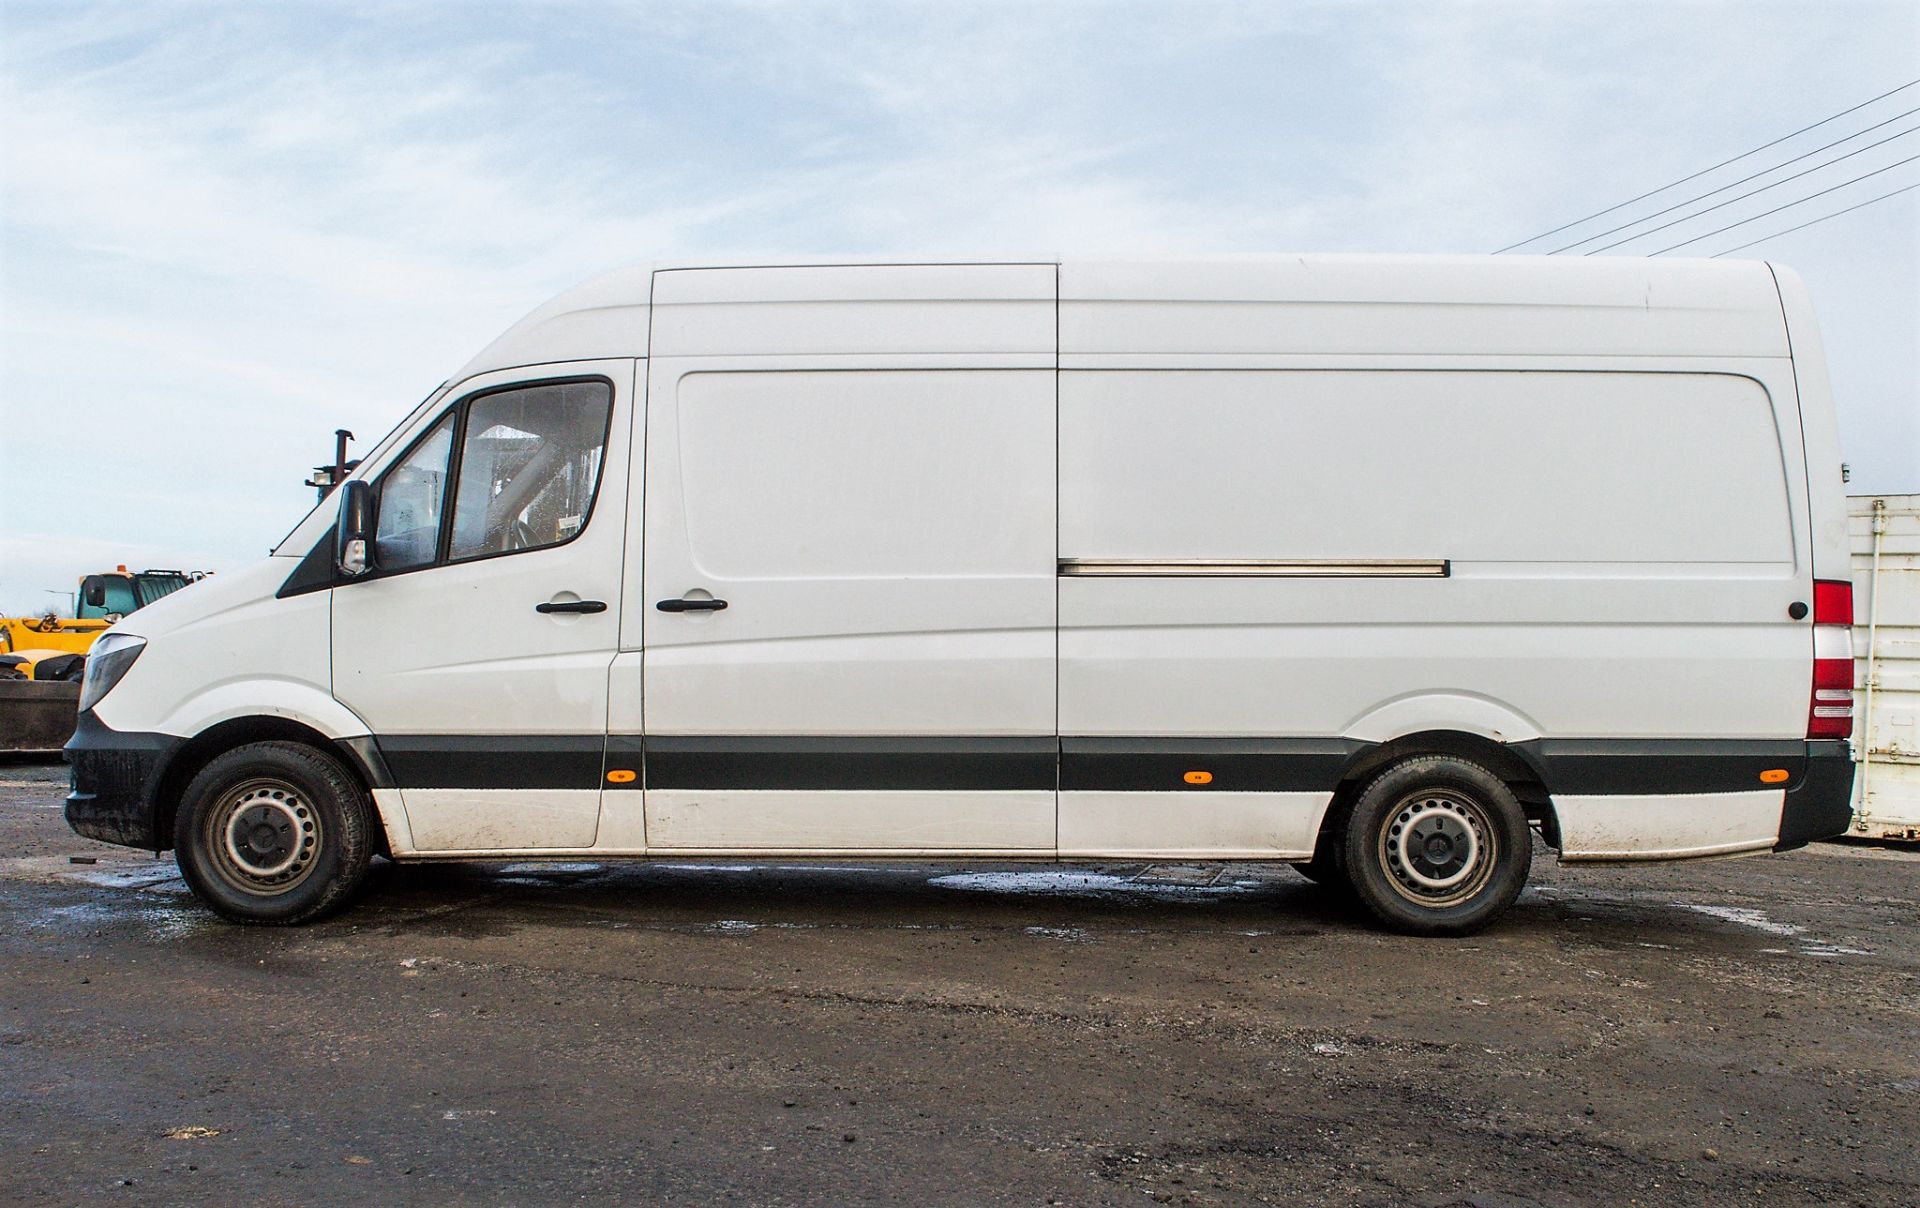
[
  {"left": 1342, "top": 755, "right": 1530, "bottom": 936},
  {"left": 174, "top": 741, "right": 374, "bottom": 925}
]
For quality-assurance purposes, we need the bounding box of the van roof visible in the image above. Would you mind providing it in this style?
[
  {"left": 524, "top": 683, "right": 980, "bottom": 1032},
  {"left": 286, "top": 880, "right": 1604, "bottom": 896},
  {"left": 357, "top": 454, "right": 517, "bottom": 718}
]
[{"left": 458, "top": 255, "right": 1792, "bottom": 378}]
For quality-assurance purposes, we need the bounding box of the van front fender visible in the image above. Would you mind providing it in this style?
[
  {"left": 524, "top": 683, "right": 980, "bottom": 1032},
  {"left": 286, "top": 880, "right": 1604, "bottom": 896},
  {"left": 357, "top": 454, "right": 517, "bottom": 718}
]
[{"left": 140, "top": 679, "right": 372, "bottom": 744}]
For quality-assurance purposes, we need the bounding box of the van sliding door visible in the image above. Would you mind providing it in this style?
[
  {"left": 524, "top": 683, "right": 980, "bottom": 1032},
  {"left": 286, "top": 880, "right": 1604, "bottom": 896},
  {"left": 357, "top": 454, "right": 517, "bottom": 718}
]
[{"left": 633, "top": 264, "right": 1058, "bottom": 853}]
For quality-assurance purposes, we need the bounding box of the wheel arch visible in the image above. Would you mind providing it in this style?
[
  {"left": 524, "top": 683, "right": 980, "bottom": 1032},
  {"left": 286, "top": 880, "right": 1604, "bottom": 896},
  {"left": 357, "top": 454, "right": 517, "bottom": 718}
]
[
  {"left": 1312, "top": 729, "right": 1559, "bottom": 859},
  {"left": 153, "top": 716, "right": 391, "bottom": 856}
]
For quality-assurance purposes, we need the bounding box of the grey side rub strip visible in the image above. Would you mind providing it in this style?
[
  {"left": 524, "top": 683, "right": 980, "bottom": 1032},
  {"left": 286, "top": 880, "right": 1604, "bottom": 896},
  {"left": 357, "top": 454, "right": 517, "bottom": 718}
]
[{"left": 1059, "top": 559, "right": 1450, "bottom": 577}]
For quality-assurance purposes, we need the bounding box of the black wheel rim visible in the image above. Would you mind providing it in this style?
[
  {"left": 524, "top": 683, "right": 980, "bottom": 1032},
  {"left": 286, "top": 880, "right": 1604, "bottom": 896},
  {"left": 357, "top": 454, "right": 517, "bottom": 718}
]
[{"left": 202, "top": 777, "right": 323, "bottom": 896}]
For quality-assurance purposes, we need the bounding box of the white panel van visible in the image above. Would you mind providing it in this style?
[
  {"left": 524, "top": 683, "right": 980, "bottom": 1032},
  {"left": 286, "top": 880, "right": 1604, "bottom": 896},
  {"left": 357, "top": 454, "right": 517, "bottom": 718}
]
[{"left": 64, "top": 257, "right": 1858, "bottom": 935}]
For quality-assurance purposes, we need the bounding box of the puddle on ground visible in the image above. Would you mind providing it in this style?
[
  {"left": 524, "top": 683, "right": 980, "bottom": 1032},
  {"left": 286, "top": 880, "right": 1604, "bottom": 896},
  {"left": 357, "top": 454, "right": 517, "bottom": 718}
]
[
  {"left": 28, "top": 897, "right": 217, "bottom": 940},
  {"left": 1672, "top": 903, "right": 1872, "bottom": 956},
  {"left": 1023, "top": 925, "right": 1093, "bottom": 942},
  {"left": 495, "top": 862, "right": 605, "bottom": 876},
  {"left": 928, "top": 870, "right": 1264, "bottom": 900},
  {"left": 0, "top": 856, "right": 184, "bottom": 890},
  {"left": 649, "top": 863, "right": 912, "bottom": 876},
  {"left": 60, "top": 866, "right": 186, "bottom": 891},
  {"left": 1525, "top": 885, "right": 1873, "bottom": 957},
  {"left": 647, "top": 863, "right": 767, "bottom": 873}
]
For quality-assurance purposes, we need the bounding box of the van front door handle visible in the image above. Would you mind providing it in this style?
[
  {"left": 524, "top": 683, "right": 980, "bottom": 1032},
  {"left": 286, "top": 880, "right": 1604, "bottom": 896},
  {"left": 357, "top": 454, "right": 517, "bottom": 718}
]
[
  {"left": 536, "top": 600, "right": 608, "bottom": 614},
  {"left": 656, "top": 597, "right": 728, "bottom": 613}
]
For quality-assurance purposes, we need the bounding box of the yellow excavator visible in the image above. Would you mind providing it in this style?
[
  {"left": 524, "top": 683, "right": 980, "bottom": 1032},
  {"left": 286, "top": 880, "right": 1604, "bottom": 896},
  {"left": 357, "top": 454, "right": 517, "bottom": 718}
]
[
  {"left": 1, "top": 567, "right": 205, "bottom": 665},
  {"left": 2, "top": 568, "right": 208, "bottom": 753}
]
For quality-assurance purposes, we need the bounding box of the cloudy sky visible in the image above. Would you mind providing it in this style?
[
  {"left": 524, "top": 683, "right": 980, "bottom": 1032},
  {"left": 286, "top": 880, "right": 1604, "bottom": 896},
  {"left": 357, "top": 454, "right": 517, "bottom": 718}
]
[{"left": 2, "top": 0, "right": 1916, "bottom": 612}]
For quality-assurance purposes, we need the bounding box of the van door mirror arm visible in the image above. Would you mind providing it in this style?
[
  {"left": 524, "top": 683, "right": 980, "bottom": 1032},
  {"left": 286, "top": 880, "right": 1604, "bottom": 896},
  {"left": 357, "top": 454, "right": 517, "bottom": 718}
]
[{"left": 334, "top": 479, "right": 376, "bottom": 577}]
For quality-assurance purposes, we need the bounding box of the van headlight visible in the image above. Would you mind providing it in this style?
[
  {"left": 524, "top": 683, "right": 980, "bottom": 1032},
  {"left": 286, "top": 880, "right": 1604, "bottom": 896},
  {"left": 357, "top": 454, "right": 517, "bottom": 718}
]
[{"left": 79, "top": 634, "right": 146, "bottom": 713}]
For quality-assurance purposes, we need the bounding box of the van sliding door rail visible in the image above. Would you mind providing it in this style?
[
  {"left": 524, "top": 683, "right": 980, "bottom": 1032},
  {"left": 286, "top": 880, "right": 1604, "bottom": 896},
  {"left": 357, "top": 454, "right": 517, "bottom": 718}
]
[{"left": 1057, "top": 558, "right": 1451, "bottom": 578}]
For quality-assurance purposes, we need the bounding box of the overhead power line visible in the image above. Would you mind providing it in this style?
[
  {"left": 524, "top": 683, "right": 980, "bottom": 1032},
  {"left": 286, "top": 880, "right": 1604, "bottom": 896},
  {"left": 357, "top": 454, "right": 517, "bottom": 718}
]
[
  {"left": 1579, "top": 123, "right": 1918, "bottom": 253},
  {"left": 1494, "top": 78, "right": 1920, "bottom": 252},
  {"left": 1550, "top": 105, "right": 1920, "bottom": 252},
  {"left": 1649, "top": 153, "right": 1920, "bottom": 255},
  {"left": 1709, "top": 182, "right": 1920, "bottom": 256}
]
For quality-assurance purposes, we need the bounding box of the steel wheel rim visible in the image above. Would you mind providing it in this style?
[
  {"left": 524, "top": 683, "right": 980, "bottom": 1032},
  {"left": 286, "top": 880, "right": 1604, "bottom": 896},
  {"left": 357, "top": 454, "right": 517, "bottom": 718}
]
[
  {"left": 1377, "top": 788, "right": 1496, "bottom": 908},
  {"left": 206, "top": 778, "right": 322, "bottom": 895}
]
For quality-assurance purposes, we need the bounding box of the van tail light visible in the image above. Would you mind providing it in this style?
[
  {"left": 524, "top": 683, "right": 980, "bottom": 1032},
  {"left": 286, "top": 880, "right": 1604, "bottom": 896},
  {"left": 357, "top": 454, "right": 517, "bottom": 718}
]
[
  {"left": 1808, "top": 578, "right": 1854, "bottom": 740},
  {"left": 1813, "top": 579, "right": 1853, "bottom": 626}
]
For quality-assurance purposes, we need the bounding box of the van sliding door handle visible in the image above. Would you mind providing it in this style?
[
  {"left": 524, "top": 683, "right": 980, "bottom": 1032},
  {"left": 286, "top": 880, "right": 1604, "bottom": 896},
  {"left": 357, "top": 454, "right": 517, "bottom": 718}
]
[
  {"left": 656, "top": 597, "right": 728, "bottom": 613},
  {"left": 535, "top": 600, "right": 608, "bottom": 614}
]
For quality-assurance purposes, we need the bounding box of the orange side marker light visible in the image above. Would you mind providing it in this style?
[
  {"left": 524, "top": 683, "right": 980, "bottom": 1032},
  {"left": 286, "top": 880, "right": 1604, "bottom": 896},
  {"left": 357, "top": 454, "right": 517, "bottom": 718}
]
[
  {"left": 1758, "top": 769, "right": 1789, "bottom": 784},
  {"left": 1183, "top": 770, "right": 1213, "bottom": 785},
  {"left": 607, "top": 769, "right": 638, "bottom": 784}
]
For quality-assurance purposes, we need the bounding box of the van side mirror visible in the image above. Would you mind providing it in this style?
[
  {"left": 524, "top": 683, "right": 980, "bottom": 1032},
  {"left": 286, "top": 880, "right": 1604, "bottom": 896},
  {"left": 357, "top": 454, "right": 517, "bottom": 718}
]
[
  {"left": 80, "top": 576, "right": 106, "bottom": 609},
  {"left": 334, "top": 479, "right": 375, "bottom": 577}
]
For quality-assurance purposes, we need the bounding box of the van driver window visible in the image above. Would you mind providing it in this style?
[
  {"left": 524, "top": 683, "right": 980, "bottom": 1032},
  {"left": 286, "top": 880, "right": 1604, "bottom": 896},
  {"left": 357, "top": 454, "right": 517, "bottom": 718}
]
[
  {"left": 374, "top": 414, "right": 454, "bottom": 572},
  {"left": 449, "top": 381, "right": 612, "bottom": 561}
]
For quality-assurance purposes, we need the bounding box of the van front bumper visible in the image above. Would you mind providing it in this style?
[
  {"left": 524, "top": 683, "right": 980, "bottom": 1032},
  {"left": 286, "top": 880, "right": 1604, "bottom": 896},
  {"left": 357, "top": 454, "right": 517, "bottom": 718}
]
[
  {"left": 1775, "top": 740, "right": 1856, "bottom": 851},
  {"left": 64, "top": 710, "right": 182, "bottom": 851}
]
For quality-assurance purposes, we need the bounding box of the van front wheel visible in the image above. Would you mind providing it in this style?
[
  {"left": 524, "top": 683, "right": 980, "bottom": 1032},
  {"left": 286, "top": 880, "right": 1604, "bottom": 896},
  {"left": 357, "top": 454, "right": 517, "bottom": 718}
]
[
  {"left": 174, "top": 741, "right": 374, "bottom": 925},
  {"left": 1341, "top": 755, "right": 1530, "bottom": 936}
]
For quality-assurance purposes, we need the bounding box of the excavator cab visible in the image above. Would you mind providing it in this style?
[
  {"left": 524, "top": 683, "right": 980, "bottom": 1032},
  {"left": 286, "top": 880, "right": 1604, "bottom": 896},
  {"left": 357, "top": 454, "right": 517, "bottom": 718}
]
[{"left": 77, "top": 568, "right": 197, "bottom": 621}]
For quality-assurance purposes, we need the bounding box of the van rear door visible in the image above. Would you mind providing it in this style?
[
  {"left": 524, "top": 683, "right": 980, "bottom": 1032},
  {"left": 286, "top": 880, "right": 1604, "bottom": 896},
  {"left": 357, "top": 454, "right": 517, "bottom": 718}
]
[{"left": 632, "top": 265, "right": 1057, "bottom": 852}]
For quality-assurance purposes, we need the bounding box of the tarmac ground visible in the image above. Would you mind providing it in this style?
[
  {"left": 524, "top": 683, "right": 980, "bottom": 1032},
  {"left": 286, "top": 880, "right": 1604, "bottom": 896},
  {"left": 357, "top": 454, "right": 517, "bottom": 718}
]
[{"left": 2, "top": 759, "right": 1917, "bottom": 1206}]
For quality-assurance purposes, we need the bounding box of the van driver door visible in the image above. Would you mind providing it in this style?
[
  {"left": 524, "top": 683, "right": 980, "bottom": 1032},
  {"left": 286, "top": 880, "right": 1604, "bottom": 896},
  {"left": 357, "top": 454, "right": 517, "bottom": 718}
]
[{"left": 331, "top": 361, "right": 634, "bottom": 852}]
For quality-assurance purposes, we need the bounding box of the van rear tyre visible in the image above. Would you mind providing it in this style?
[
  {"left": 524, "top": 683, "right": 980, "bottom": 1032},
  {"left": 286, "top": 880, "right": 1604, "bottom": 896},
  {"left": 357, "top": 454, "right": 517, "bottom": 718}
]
[
  {"left": 1341, "top": 755, "right": 1530, "bottom": 936},
  {"left": 174, "top": 741, "right": 374, "bottom": 925}
]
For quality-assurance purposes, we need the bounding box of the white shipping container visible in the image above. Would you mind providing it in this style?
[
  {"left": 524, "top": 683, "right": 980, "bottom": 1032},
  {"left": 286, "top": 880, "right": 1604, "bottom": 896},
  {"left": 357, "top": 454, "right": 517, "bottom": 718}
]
[{"left": 1850, "top": 493, "right": 1920, "bottom": 840}]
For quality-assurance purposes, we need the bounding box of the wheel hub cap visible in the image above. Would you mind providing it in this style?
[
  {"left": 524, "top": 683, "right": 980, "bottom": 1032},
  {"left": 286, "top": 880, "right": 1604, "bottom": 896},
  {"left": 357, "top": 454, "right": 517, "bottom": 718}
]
[
  {"left": 219, "top": 786, "right": 315, "bottom": 881},
  {"left": 1382, "top": 793, "right": 1491, "bottom": 901}
]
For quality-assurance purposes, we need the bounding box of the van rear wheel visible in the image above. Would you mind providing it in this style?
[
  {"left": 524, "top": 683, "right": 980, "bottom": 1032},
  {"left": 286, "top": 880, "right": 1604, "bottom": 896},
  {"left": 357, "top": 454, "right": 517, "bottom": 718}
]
[
  {"left": 1341, "top": 755, "right": 1530, "bottom": 936},
  {"left": 174, "top": 741, "right": 374, "bottom": 925}
]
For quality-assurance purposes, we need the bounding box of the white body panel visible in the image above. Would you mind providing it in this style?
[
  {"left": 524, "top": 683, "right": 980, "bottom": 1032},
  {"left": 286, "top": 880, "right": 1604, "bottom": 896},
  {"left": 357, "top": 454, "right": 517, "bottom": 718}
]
[
  {"left": 638, "top": 367, "right": 1057, "bottom": 736},
  {"left": 88, "top": 558, "right": 345, "bottom": 739},
  {"left": 1057, "top": 793, "right": 1330, "bottom": 860},
  {"left": 1055, "top": 334, "right": 1807, "bottom": 750},
  {"left": 1850, "top": 494, "right": 1920, "bottom": 839},
  {"left": 645, "top": 790, "right": 1055, "bottom": 852},
  {"left": 1059, "top": 257, "right": 1790, "bottom": 360},
  {"left": 399, "top": 789, "right": 603, "bottom": 851},
  {"left": 1554, "top": 792, "right": 1785, "bottom": 860}
]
